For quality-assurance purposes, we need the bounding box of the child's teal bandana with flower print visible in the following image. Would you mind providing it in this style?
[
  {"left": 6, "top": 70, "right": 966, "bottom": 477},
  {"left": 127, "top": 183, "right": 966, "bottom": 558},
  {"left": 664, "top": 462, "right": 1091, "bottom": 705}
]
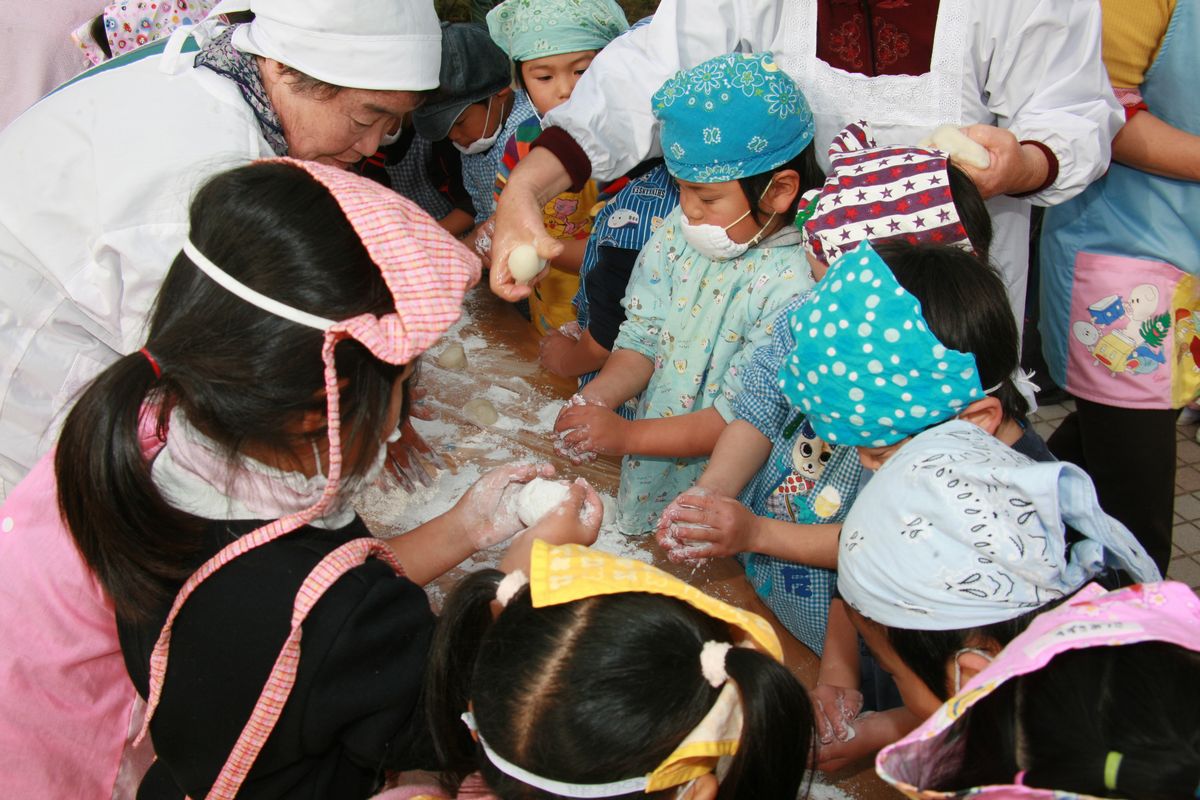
[{"left": 652, "top": 52, "right": 814, "bottom": 183}]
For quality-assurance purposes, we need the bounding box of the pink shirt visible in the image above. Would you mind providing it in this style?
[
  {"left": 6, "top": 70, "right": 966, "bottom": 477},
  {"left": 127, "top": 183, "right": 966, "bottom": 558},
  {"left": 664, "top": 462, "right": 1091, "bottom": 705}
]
[{"left": 0, "top": 439, "right": 159, "bottom": 796}]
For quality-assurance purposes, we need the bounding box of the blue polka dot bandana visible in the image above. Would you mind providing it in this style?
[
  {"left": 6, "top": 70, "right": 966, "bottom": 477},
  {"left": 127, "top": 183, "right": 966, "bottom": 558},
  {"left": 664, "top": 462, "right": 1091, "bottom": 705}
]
[
  {"left": 777, "top": 241, "right": 984, "bottom": 447},
  {"left": 652, "top": 52, "right": 815, "bottom": 183}
]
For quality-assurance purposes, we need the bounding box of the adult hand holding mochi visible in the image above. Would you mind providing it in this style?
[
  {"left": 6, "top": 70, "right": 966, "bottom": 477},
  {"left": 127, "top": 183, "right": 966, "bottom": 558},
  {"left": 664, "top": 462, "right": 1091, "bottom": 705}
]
[{"left": 918, "top": 124, "right": 991, "bottom": 170}]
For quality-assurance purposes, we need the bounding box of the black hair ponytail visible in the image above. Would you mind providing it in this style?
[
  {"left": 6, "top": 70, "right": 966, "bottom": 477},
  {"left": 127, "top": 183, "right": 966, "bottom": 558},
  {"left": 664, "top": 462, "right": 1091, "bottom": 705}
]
[
  {"left": 56, "top": 354, "right": 200, "bottom": 622},
  {"left": 424, "top": 568, "right": 506, "bottom": 787},
  {"left": 720, "top": 647, "right": 815, "bottom": 800}
]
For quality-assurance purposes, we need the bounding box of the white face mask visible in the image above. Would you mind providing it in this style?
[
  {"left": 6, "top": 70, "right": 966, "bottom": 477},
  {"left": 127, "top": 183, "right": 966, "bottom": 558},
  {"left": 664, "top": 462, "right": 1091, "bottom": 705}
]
[
  {"left": 679, "top": 181, "right": 776, "bottom": 261},
  {"left": 453, "top": 97, "right": 503, "bottom": 155}
]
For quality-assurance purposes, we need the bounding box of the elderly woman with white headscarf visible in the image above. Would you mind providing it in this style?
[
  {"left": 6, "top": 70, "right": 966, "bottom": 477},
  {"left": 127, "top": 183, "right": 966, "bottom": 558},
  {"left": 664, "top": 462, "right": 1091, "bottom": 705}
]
[{"left": 0, "top": 0, "right": 442, "bottom": 498}]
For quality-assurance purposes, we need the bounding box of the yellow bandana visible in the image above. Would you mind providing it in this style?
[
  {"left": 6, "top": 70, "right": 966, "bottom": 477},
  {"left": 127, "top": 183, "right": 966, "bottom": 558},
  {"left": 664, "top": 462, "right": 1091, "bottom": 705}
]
[{"left": 528, "top": 540, "right": 783, "bottom": 791}]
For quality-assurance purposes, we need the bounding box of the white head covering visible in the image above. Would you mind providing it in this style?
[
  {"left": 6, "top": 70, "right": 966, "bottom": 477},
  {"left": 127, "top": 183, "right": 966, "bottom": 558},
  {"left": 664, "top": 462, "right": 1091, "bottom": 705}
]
[
  {"left": 838, "top": 421, "right": 1161, "bottom": 631},
  {"left": 211, "top": 0, "right": 441, "bottom": 90}
]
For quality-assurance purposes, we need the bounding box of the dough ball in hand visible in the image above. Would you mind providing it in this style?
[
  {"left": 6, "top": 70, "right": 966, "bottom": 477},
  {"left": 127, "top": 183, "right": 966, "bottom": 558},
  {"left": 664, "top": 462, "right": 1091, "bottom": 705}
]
[{"left": 509, "top": 244, "right": 546, "bottom": 284}]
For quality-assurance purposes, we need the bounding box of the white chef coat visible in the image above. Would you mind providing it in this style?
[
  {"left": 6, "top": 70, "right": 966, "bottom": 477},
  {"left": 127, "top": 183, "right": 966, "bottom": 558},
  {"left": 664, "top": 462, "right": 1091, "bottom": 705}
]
[
  {"left": 0, "top": 32, "right": 271, "bottom": 496},
  {"left": 544, "top": 0, "right": 1123, "bottom": 325}
]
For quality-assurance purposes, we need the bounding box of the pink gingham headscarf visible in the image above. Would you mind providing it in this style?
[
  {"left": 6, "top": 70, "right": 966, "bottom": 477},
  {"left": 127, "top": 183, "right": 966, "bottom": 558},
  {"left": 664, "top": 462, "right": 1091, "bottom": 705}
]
[
  {"left": 134, "top": 157, "right": 480, "bottom": 796},
  {"left": 72, "top": 0, "right": 219, "bottom": 66},
  {"left": 803, "top": 121, "right": 972, "bottom": 267},
  {"left": 876, "top": 581, "right": 1200, "bottom": 799}
]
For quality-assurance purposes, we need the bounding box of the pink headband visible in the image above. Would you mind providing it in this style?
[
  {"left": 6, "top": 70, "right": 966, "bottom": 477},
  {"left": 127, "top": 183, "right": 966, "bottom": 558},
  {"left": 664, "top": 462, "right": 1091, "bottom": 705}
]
[
  {"left": 803, "top": 121, "right": 972, "bottom": 266},
  {"left": 877, "top": 581, "right": 1200, "bottom": 798},
  {"left": 72, "top": 0, "right": 218, "bottom": 66}
]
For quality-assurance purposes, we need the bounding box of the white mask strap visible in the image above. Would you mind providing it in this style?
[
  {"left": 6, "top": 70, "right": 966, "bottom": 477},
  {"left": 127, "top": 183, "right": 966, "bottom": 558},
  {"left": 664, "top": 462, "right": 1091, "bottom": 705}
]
[{"left": 952, "top": 647, "right": 994, "bottom": 694}]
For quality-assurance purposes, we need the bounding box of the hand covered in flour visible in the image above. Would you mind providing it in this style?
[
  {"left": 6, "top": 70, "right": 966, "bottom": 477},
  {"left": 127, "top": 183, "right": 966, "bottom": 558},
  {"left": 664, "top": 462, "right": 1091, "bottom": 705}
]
[
  {"left": 465, "top": 216, "right": 496, "bottom": 269},
  {"left": 810, "top": 683, "right": 865, "bottom": 746},
  {"left": 385, "top": 418, "right": 445, "bottom": 492},
  {"left": 555, "top": 402, "right": 629, "bottom": 460},
  {"left": 454, "top": 462, "right": 556, "bottom": 548},
  {"left": 522, "top": 478, "right": 603, "bottom": 548},
  {"left": 957, "top": 124, "right": 1052, "bottom": 199},
  {"left": 656, "top": 488, "right": 757, "bottom": 562},
  {"left": 815, "top": 707, "right": 918, "bottom": 773}
]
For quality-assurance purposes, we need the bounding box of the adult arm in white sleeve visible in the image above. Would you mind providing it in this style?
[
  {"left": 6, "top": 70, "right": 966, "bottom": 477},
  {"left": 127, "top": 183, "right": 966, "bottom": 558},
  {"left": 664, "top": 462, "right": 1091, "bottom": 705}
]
[
  {"left": 975, "top": 0, "right": 1123, "bottom": 206},
  {"left": 543, "top": 0, "right": 786, "bottom": 181}
]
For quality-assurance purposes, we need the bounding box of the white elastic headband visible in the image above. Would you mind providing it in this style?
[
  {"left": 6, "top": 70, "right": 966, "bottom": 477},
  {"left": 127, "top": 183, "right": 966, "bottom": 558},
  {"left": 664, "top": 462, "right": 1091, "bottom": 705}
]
[
  {"left": 461, "top": 712, "right": 650, "bottom": 798},
  {"left": 183, "top": 240, "right": 336, "bottom": 331},
  {"left": 459, "top": 639, "right": 735, "bottom": 797}
]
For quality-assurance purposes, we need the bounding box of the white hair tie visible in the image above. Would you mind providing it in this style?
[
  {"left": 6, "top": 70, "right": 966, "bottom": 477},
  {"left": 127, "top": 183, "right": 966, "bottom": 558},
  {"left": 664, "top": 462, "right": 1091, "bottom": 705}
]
[
  {"left": 699, "top": 641, "right": 733, "bottom": 688},
  {"left": 496, "top": 570, "right": 529, "bottom": 608}
]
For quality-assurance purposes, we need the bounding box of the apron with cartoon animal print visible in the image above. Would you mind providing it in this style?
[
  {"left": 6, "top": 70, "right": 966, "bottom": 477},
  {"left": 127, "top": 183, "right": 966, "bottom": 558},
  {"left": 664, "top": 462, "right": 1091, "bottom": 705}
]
[{"left": 1039, "top": 0, "right": 1200, "bottom": 410}]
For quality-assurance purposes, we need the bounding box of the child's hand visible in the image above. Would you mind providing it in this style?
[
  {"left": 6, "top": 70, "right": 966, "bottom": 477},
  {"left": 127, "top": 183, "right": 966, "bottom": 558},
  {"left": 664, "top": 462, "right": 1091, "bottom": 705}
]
[
  {"left": 454, "top": 462, "right": 556, "bottom": 548},
  {"left": 538, "top": 329, "right": 579, "bottom": 377},
  {"left": 384, "top": 418, "right": 445, "bottom": 491},
  {"left": 815, "top": 707, "right": 919, "bottom": 773},
  {"left": 522, "top": 478, "right": 603, "bottom": 548},
  {"left": 810, "top": 683, "right": 865, "bottom": 745},
  {"left": 655, "top": 489, "right": 760, "bottom": 560},
  {"left": 554, "top": 403, "right": 630, "bottom": 458},
  {"left": 408, "top": 384, "right": 435, "bottom": 421},
  {"left": 466, "top": 217, "right": 496, "bottom": 269}
]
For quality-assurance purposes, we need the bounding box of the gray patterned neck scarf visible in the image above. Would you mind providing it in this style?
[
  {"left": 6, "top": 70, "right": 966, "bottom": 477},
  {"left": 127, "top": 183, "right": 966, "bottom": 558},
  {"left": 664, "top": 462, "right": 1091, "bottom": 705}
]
[{"left": 193, "top": 26, "right": 288, "bottom": 155}]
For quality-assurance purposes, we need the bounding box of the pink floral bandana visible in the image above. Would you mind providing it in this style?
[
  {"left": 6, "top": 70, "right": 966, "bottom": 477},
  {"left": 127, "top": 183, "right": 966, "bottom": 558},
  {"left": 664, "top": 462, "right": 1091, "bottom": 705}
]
[{"left": 72, "top": 0, "right": 218, "bottom": 65}]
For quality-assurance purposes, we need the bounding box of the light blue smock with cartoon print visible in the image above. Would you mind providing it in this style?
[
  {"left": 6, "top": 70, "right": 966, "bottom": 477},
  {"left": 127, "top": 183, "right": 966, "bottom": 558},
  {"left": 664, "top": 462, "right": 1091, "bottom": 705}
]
[
  {"left": 732, "top": 291, "right": 864, "bottom": 655},
  {"left": 612, "top": 207, "right": 811, "bottom": 535}
]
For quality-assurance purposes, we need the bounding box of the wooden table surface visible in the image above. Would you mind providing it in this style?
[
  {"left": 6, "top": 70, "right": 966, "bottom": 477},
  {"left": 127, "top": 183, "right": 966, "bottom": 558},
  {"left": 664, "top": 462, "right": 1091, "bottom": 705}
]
[{"left": 359, "top": 285, "right": 897, "bottom": 799}]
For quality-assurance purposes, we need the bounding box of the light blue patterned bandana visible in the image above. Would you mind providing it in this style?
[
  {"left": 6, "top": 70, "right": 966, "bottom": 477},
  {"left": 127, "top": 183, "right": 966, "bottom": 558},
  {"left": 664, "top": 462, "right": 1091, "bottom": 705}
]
[
  {"left": 652, "top": 52, "right": 814, "bottom": 183},
  {"left": 838, "top": 421, "right": 1161, "bottom": 630},
  {"left": 777, "top": 241, "right": 983, "bottom": 447},
  {"left": 486, "top": 0, "right": 628, "bottom": 62}
]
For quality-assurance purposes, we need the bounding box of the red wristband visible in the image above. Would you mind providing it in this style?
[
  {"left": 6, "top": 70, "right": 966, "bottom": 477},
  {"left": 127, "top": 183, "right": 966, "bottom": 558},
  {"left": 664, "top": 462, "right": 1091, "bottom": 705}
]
[{"left": 1007, "top": 140, "right": 1059, "bottom": 198}]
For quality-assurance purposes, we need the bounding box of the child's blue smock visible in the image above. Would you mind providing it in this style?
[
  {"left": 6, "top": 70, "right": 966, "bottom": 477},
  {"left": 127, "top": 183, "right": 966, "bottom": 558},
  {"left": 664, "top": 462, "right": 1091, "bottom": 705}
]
[
  {"left": 732, "top": 290, "right": 865, "bottom": 655},
  {"left": 613, "top": 208, "right": 811, "bottom": 535}
]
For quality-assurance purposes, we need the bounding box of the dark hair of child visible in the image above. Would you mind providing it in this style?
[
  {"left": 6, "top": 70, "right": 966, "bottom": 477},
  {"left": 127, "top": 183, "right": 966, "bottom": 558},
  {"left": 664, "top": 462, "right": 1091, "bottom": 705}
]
[
  {"left": 425, "top": 569, "right": 816, "bottom": 800},
  {"left": 871, "top": 600, "right": 1060, "bottom": 704},
  {"left": 874, "top": 239, "right": 1028, "bottom": 426},
  {"left": 89, "top": 15, "right": 113, "bottom": 60},
  {"left": 55, "top": 161, "right": 407, "bottom": 623},
  {"left": 938, "top": 642, "right": 1200, "bottom": 796},
  {"left": 738, "top": 144, "right": 825, "bottom": 227},
  {"left": 944, "top": 162, "right": 993, "bottom": 262}
]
